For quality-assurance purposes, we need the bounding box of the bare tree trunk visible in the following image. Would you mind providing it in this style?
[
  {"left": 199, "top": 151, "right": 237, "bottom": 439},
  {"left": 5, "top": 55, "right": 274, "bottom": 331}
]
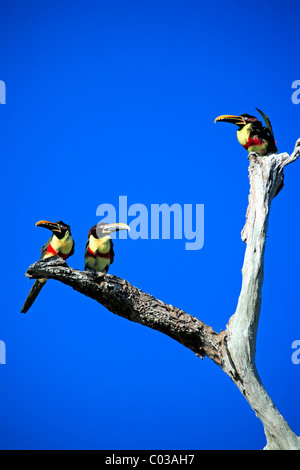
[
  {"left": 25, "top": 139, "right": 300, "bottom": 450},
  {"left": 222, "top": 141, "right": 300, "bottom": 450}
]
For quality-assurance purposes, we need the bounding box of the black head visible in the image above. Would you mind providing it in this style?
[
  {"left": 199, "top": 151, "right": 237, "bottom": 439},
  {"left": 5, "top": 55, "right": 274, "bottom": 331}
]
[
  {"left": 36, "top": 220, "right": 71, "bottom": 239},
  {"left": 240, "top": 113, "right": 260, "bottom": 124}
]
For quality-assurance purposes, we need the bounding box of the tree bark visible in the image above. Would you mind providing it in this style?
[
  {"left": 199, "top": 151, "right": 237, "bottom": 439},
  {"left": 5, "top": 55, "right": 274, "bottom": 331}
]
[
  {"left": 25, "top": 258, "right": 224, "bottom": 366},
  {"left": 223, "top": 139, "right": 300, "bottom": 450},
  {"left": 25, "top": 139, "right": 300, "bottom": 450}
]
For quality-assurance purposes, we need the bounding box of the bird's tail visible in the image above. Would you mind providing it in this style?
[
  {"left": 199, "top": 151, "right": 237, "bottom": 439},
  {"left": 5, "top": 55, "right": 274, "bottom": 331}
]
[
  {"left": 21, "top": 279, "right": 47, "bottom": 313},
  {"left": 256, "top": 107, "right": 278, "bottom": 153}
]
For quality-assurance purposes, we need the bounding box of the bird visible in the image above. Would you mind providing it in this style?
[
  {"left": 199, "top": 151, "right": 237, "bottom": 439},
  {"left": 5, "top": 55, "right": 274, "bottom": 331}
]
[
  {"left": 21, "top": 220, "right": 75, "bottom": 313},
  {"left": 214, "top": 108, "right": 277, "bottom": 156},
  {"left": 84, "top": 222, "right": 130, "bottom": 273}
]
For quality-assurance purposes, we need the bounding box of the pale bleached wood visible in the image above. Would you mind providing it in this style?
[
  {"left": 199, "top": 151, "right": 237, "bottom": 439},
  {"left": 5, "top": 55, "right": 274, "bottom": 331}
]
[
  {"left": 25, "top": 139, "right": 300, "bottom": 449},
  {"left": 224, "top": 139, "right": 300, "bottom": 450}
]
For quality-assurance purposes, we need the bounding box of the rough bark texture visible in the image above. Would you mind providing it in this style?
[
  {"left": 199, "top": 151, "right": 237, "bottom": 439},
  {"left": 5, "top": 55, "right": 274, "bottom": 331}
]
[
  {"left": 25, "top": 139, "right": 300, "bottom": 450},
  {"left": 223, "top": 139, "right": 300, "bottom": 450},
  {"left": 26, "top": 258, "right": 224, "bottom": 365}
]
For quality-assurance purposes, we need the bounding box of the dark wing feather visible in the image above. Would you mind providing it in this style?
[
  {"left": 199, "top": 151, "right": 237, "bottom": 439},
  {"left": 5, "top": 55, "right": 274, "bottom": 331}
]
[
  {"left": 110, "top": 239, "right": 115, "bottom": 265},
  {"left": 40, "top": 236, "right": 53, "bottom": 259},
  {"left": 256, "top": 108, "right": 277, "bottom": 153},
  {"left": 256, "top": 108, "right": 275, "bottom": 138},
  {"left": 69, "top": 239, "right": 75, "bottom": 257},
  {"left": 84, "top": 239, "right": 90, "bottom": 260}
]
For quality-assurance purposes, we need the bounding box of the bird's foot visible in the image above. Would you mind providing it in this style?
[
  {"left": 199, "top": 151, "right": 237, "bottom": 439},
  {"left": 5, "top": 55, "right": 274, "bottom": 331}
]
[
  {"left": 84, "top": 268, "right": 97, "bottom": 274},
  {"left": 38, "top": 256, "right": 67, "bottom": 267},
  {"left": 84, "top": 268, "right": 107, "bottom": 278}
]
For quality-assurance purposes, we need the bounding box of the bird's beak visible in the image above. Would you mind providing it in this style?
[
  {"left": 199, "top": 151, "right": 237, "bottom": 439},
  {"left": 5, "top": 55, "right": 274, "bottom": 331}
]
[
  {"left": 102, "top": 223, "right": 130, "bottom": 234},
  {"left": 36, "top": 220, "right": 61, "bottom": 233},
  {"left": 214, "top": 115, "right": 246, "bottom": 126}
]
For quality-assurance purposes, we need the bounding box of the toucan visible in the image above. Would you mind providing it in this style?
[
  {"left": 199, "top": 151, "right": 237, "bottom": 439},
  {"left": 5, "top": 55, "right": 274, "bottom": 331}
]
[
  {"left": 214, "top": 108, "right": 277, "bottom": 156},
  {"left": 84, "top": 222, "right": 130, "bottom": 273},
  {"left": 21, "top": 220, "right": 75, "bottom": 313}
]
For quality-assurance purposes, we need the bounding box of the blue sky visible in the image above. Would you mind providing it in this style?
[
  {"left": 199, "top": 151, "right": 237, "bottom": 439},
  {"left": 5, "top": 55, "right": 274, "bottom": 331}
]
[{"left": 1, "top": 0, "right": 299, "bottom": 450}]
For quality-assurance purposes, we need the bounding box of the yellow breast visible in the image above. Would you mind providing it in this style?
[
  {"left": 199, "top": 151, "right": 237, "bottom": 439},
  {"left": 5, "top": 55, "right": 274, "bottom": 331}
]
[
  {"left": 44, "top": 231, "right": 73, "bottom": 259},
  {"left": 236, "top": 123, "right": 252, "bottom": 146},
  {"left": 89, "top": 235, "right": 111, "bottom": 254},
  {"left": 52, "top": 231, "right": 73, "bottom": 253}
]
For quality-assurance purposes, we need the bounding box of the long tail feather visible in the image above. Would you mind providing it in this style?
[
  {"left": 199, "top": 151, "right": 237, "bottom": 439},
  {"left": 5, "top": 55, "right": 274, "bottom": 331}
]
[
  {"left": 256, "top": 108, "right": 275, "bottom": 137},
  {"left": 256, "top": 108, "right": 278, "bottom": 153},
  {"left": 21, "top": 279, "right": 46, "bottom": 313}
]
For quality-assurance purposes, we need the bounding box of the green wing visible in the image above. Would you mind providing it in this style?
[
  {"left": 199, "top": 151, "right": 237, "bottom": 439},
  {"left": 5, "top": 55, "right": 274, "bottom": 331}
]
[
  {"left": 40, "top": 236, "right": 53, "bottom": 259},
  {"left": 84, "top": 239, "right": 90, "bottom": 260}
]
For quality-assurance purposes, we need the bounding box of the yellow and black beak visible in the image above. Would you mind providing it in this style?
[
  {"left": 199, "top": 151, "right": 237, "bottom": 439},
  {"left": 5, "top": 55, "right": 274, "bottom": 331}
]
[
  {"left": 102, "top": 223, "right": 130, "bottom": 234},
  {"left": 36, "top": 220, "right": 61, "bottom": 234},
  {"left": 214, "top": 115, "right": 246, "bottom": 126}
]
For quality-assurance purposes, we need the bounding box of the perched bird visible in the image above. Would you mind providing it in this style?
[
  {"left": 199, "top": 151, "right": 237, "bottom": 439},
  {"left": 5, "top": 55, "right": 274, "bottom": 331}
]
[
  {"left": 85, "top": 222, "right": 130, "bottom": 273},
  {"left": 214, "top": 108, "right": 277, "bottom": 156},
  {"left": 21, "top": 220, "right": 75, "bottom": 313}
]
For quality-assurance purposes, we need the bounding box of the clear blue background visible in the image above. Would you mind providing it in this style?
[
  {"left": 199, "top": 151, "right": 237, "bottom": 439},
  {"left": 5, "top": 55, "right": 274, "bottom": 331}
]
[{"left": 1, "top": 0, "right": 299, "bottom": 450}]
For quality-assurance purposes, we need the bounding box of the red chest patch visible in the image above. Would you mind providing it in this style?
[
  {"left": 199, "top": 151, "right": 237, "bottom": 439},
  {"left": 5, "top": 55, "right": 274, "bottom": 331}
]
[
  {"left": 46, "top": 244, "right": 69, "bottom": 260},
  {"left": 243, "top": 137, "right": 264, "bottom": 150},
  {"left": 87, "top": 247, "right": 111, "bottom": 260},
  {"left": 46, "top": 244, "right": 58, "bottom": 257},
  {"left": 97, "top": 251, "right": 111, "bottom": 260},
  {"left": 87, "top": 247, "right": 96, "bottom": 258}
]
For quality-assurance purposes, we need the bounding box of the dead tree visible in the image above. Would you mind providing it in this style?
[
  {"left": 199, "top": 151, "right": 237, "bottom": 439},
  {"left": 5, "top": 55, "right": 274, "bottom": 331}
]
[{"left": 25, "top": 139, "right": 300, "bottom": 450}]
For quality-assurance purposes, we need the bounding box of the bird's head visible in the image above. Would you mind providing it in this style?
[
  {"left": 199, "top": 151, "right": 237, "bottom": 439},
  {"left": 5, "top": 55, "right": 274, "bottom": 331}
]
[
  {"left": 214, "top": 113, "right": 260, "bottom": 129},
  {"left": 88, "top": 222, "right": 130, "bottom": 239},
  {"left": 36, "top": 220, "right": 71, "bottom": 239}
]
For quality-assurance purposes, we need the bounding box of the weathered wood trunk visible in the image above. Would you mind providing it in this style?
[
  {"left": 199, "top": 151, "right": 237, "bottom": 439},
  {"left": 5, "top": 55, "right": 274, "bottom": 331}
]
[
  {"left": 25, "top": 139, "right": 300, "bottom": 450},
  {"left": 223, "top": 145, "right": 300, "bottom": 450}
]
